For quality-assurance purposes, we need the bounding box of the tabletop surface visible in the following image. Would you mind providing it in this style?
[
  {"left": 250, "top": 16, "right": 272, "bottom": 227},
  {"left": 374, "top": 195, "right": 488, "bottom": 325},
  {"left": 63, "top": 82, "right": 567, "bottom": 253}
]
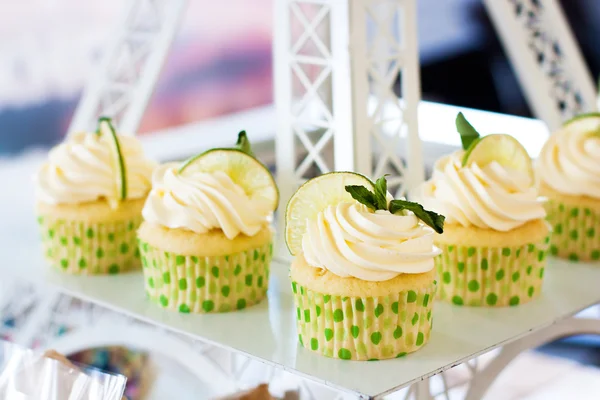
[{"left": 7, "top": 253, "right": 599, "bottom": 399}]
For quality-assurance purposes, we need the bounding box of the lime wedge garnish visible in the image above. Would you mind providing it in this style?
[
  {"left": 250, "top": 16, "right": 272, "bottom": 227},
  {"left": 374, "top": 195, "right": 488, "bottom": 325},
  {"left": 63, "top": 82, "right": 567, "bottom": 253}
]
[
  {"left": 563, "top": 112, "right": 600, "bottom": 126},
  {"left": 98, "top": 117, "right": 127, "bottom": 201},
  {"left": 462, "top": 134, "right": 534, "bottom": 182},
  {"left": 178, "top": 148, "right": 278, "bottom": 213},
  {"left": 284, "top": 172, "right": 373, "bottom": 256},
  {"left": 562, "top": 113, "right": 600, "bottom": 138}
]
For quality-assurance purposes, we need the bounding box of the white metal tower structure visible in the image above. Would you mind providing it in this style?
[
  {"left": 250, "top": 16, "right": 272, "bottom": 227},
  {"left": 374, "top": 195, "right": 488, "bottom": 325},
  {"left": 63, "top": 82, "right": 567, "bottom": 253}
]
[
  {"left": 274, "top": 0, "right": 424, "bottom": 216},
  {"left": 484, "top": 0, "right": 596, "bottom": 131},
  {"left": 68, "top": 0, "right": 188, "bottom": 135}
]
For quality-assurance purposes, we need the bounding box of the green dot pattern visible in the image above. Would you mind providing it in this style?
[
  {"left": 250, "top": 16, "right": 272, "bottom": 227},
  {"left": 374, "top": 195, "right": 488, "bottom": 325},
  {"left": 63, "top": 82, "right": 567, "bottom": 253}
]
[
  {"left": 179, "top": 304, "right": 191, "bottom": 313},
  {"left": 435, "top": 237, "right": 549, "bottom": 307},
  {"left": 293, "top": 279, "right": 436, "bottom": 361},
  {"left": 393, "top": 326, "right": 403, "bottom": 339},
  {"left": 338, "top": 349, "right": 352, "bottom": 360},
  {"left": 543, "top": 199, "right": 600, "bottom": 262},
  {"left": 37, "top": 215, "right": 143, "bottom": 275},
  {"left": 442, "top": 272, "right": 451, "bottom": 283},
  {"left": 311, "top": 338, "right": 319, "bottom": 351},
  {"left": 486, "top": 293, "right": 498, "bottom": 306},
  {"left": 587, "top": 228, "right": 596, "bottom": 238},
  {"left": 179, "top": 278, "right": 188, "bottom": 290},
  {"left": 355, "top": 299, "right": 365, "bottom": 312},
  {"left": 406, "top": 290, "right": 417, "bottom": 303},
  {"left": 480, "top": 258, "right": 489, "bottom": 271},
  {"left": 333, "top": 309, "right": 344, "bottom": 322},
  {"left": 139, "top": 240, "right": 272, "bottom": 314},
  {"left": 467, "top": 280, "right": 480, "bottom": 292},
  {"left": 370, "top": 332, "right": 382, "bottom": 345}
]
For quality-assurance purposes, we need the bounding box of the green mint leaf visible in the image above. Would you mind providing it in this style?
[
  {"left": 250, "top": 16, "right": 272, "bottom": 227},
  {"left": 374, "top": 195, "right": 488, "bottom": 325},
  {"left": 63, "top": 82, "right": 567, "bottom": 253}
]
[
  {"left": 236, "top": 130, "right": 254, "bottom": 156},
  {"left": 345, "top": 185, "right": 378, "bottom": 211},
  {"left": 373, "top": 175, "right": 389, "bottom": 210},
  {"left": 389, "top": 199, "right": 445, "bottom": 234},
  {"left": 456, "top": 112, "right": 480, "bottom": 151}
]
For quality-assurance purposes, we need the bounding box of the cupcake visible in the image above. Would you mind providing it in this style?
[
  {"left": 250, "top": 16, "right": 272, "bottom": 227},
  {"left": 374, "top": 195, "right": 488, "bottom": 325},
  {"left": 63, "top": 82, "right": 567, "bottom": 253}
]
[
  {"left": 537, "top": 114, "right": 600, "bottom": 262},
  {"left": 137, "top": 132, "right": 278, "bottom": 313},
  {"left": 285, "top": 172, "right": 444, "bottom": 361},
  {"left": 35, "top": 117, "right": 155, "bottom": 275},
  {"left": 419, "top": 113, "right": 550, "bottom": 307}
]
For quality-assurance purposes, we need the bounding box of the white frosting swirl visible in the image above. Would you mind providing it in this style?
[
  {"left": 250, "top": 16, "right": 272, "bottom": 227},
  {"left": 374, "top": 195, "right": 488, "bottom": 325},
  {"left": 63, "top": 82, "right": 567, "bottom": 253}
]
[
  {"left": 302, "top": 202, "right": 440, "bottom": 281},
  {"left": 537, "top": 118, "right": 600, "bottom": 198},
  {"left": 35, "top": 132, "right": 155, "bottom": 205},
  {"left": 419, "top": 151, "right": 545, "bottom": 231},
  {"left": 142, "top": 163, "right": 271, "bottom": 239}
]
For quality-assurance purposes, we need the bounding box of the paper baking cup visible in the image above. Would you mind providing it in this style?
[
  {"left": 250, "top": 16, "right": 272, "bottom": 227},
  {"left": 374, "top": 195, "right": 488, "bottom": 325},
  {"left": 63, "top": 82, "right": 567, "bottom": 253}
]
[
  {"left": 435, "top": 238, "right": 550, "bottom": 307},
  {"left": 37, "top": 215, "right": 143, "bottom": 275},
  {"left": 545, "top": 199, "right": 600, "bottom": 262},
  {"left": 138, "top": 240, "right": 272, "bottom": 313},
  {"left": 292, "top": 280, "right": 436, "bottom": 361}
]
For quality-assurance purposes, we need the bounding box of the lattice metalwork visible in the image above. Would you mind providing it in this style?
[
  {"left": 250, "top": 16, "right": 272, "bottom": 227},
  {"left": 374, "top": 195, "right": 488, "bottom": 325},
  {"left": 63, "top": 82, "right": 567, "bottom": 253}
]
[
  {"left": 353, "top": 0, "right": 423, "bottom": 196},
  {"left": 0, "top": 279, "right": 40, "bottom": 344},
  {"left": 275, "top": 0, "right": 338, "bottom": 190},
  {"left": 484, "top": 0, "right": 595, "bottom": 131},
  {"left": 275, "top": 0, "right": 423, "bottom": 242},
  {"left": 69, "top": 0, "right": 187, "bottom": 135}
]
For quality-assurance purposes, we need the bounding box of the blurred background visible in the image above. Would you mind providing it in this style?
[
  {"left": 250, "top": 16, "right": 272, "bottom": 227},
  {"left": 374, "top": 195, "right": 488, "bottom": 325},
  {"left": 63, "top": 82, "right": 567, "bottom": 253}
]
[
  {"left": 2, "top": 1, "right": 600, "bottom": 399},
  {"left": 2, "top": 0, "right": 600, "bottom": 156}
]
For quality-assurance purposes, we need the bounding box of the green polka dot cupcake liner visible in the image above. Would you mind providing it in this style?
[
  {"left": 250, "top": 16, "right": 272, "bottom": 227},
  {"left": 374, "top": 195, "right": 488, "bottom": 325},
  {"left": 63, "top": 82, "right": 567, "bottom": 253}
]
[
  {"left": 292, "top": 280, "right": 436, "bottom": 361},
  {"left": 545, "top": 199, "right": 600, "bottom": 262},
  {"left": 138, "top": 240, "right": 273, "bottom": 313},
  {"left": 435, "top": 239, "right": 549, "bottom": 307},
  {"left": 37, "top": 215, "right": 143, "bottom": 275}
]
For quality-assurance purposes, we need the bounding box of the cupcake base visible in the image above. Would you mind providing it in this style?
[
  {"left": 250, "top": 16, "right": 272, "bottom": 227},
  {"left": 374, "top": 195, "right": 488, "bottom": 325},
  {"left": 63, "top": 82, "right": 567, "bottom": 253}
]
[
  {"left": 139, "top": 240, "right": 272, "bottom": 313},
  {"left": 435, "top": 242, "right": 547, "bottom": 307},
  {"left": 36, "top": 199, "right": 145, "bottom": 275},
  {"left": 291, "top": 255, "right": 436, "bottom": 361},
  {"left": 540, "top": 184, "right": 600, "bottom": 262},
  {"left": 137, "top": 223, "right": 273, "bottom": 313},
  {"left": 434, "top": 220, "right": 550, "bottom": 307}
]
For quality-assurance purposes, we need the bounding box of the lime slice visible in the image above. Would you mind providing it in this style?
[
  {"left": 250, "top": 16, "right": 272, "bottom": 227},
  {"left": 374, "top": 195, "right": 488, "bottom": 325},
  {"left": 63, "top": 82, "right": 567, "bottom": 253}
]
[
  {"left": 562, "top": 113, "right": 600, "bottom": 138},
  {"left": 462, "top": 134, "right": 534, "bottom": 181},
  {"left": 285, "top": 172, "right": 373, "bottom": 256},
  {"left": 178, "top": 149, "right": 278, "bottom": 212},
  {"left": 98, "top": 117, "right": 127, "bottom": 201},
  {"left": 563, "top": 112, "right": 600, "bottom": 126}
]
